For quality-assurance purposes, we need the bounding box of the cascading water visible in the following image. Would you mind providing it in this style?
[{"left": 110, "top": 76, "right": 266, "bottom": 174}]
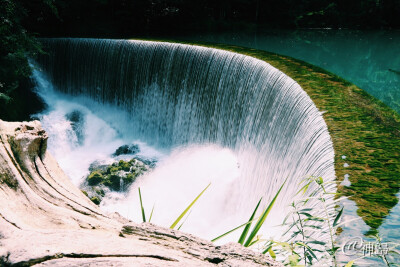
[{"left": 33, "top": 38, "right": 335, "bottom": 241}]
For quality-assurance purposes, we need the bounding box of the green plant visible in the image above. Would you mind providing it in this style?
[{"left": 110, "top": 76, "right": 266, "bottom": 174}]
[
  {"left": 135, "top": 175, "right": 399, "bottom": 266},
  {"left": 170, "top": 183, "right": 211, "bottom": 229},
  {"left": 90, "top": 196, "right": 101, "bottom": 205},
  {"left": 212, "top": 179, "right": 286, "bottom": 245},
  {"left": 138, "top": 187, "right": 146, "bottom": 222},
  {"left": 137, "top": 187, "right": 155, "bottom": 223},
  {"left": 0, "top": 0, "right": 57, "bottom": 102},
  {"left": 136, "top": 183, "right": 211, "bottom": 228},
  {"left": 87, "top": 171, "right": 103, "bottom": 185},
  {"left": 366, "top": 234, "right": 400, "bottom": 267},
  {"left": 263, "top": 176, "right": 345, "bottom": 266}
]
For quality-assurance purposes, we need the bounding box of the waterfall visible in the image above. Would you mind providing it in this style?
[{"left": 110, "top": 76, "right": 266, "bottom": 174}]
[{"left": 34, "top": 38, "right": 335, "bottom": 240}]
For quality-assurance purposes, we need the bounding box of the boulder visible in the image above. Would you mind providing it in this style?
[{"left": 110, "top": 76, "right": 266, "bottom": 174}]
[{"left": 113, "top": 144, "right": 140, "bottom": 156}]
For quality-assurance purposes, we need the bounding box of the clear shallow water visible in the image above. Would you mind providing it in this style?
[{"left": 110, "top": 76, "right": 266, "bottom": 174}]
[
  {"left": 337, "top": 197, "right": 400, "bottom": 266},
  {"left": 179, "top": 29, "right": 400, "bottom": 114},
  {"left": 178, "top": 30, "right": 400, "bottom": 265}
]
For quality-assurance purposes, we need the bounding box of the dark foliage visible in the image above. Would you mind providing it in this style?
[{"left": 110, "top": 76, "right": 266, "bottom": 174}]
[
  {"left": 0, "top": 0, "right": 56, "bottom": 120},
  {"left": 20, "top": 0, "right": 400, "bottom": 38},
  {"left": 1, "top": 0, "right": 399, "bottom": 120}
]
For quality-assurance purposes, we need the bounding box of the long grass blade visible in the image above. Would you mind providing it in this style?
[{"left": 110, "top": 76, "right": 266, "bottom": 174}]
[
  {"left": 138, "top": 187, "right": 146, "bottom": 222},
  {"left": 238, "top": 197, "right": 262, "bottom": 245},
  {"left": 296, "top": 180, "right": 311, "bottom": 195},
  {"left": 262, "top": 242, "right": 274, "bottom": 254},
  {"left": 244, "top": 179, "right": 287, "bottom": 247},
  {"left": 268, "top": 248, "right": 276, "bottom": 259},
  {"left": 177, "top": 210, "right": 192, "bottom": 230},
  {"left": 333, "top": 207, "right": 343, "bottom": 227},
  {"left": 335, "top": 216, "right": 362, "bottom": 227},
  {"left": 211, "top": 216, "right": 260, "bottom": 242},
  {"left": 170, "top": 183, "right": 211, "bottom": 229},
  {"left": 148, "top": 204, "right": 155, "bottom": 223}
]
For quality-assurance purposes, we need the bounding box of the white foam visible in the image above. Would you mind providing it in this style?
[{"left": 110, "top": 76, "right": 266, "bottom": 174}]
[
  {"left": 30, "top": 37, "right": 336, "bottom": 245},
  {"left": 32, "top": 68, "right": 163, "bottom": 186},
  {"left": 101, "top": 144, "right": 245, "bottom": 240},
  {"left": 32, "top": 68, "right": 249, "bottom": 242}
]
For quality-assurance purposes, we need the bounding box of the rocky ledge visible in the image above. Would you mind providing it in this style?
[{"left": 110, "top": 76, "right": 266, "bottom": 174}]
[{"left": 0, "top": 120, "right": 281, "bottom": 266}]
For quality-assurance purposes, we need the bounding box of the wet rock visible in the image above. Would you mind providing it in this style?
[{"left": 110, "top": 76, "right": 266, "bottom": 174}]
[
  {"left": 65, "top": 110, "right": 85, "bottom": 145},
  {"left": 113, "top": 144, "right": 140, "bottom": 156},
  {"left": 89, "top": 160, "right": 110, "bottom": 172},
  {"left": 134, "top": 155, "right": 158, "bottom": 168},
  {"left": 83, "top": 159, "right": 150, "bottom": 204},
  {"left": 87, "top": 171, "right": 103, "bottom": 186}
]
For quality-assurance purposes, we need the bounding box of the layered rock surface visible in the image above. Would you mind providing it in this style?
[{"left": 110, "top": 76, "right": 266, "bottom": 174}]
[{"left": 0, "top": 120, "right": 280, "bottom": 266}]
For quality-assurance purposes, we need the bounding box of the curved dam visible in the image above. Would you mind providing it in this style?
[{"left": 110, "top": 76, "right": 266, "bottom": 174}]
[{"left": 34, "top": 38, "right": 335, "bottom": 240}]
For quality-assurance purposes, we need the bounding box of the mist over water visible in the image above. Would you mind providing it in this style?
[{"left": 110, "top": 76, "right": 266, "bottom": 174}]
[
  {"left": 101, "top": 144, "right": 245, "bottom": 240},
  {"left": 33, "top": 38, "right": 335, "bottom": 241},
  {"left": 33, "top": 68, "right": 165, "bottom": 185}
]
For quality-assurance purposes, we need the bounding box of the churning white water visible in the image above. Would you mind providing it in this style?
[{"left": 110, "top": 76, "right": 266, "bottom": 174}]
[
  {"left": 32, "top": 39, "right": 336, "bottom": 242},
  {"left": 101, "top": 144, "right": 246, "bottom": 240},
  {"left": 33, "top": 69, "right": 166, "bottom": 185},
  {"left": 32, "top": 68, "right": 250, "bottom": 240}
]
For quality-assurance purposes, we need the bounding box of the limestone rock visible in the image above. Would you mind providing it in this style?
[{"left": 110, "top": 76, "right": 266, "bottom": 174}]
[{"left": 0, "top": 120, "right": 281, "bottom": 266}]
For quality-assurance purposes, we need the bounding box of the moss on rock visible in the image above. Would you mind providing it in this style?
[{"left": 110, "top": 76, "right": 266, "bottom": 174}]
[
  {"left": 103, "top": 174, "right": 122, "bottom": 191},
  {"left": 90, "top": 196, "right": 101, "bottom": 205},
  {"left": 118, "top": 160, "right": 131, "bottom": 172},
  {"left": 87, "top": 171, "right": 103, "bottom": 186},
  {"left": 207, "top": 43, "right": 400, "bottom": 233},
  {"left": 82, "top": 158, "right": 150, "bottom": 204}
]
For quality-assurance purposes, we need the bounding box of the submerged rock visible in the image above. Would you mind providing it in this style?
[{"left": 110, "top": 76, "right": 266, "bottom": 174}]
[
  {"left": 88, "top": 160, "right": 109, "bottom": 172},
  {"left": 65, "top": 110, "right": 85, "bottom": 145},
  {"left": 0, "top": 120, "right": 280, "bottom": 266}
]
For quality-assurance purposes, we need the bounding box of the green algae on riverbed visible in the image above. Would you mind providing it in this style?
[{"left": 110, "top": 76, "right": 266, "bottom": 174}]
[
  {"left": 134, "top": 39, "right": 400, "bottom": 234},
  {"left": 218, "top": 44, "right": 400, "bottom": 233}
]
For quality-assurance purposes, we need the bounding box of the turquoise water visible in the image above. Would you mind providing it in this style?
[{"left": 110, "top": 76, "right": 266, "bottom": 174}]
[
  {"left": 179, "top": 30, "right": 400, "bottom": 265},
  {"left": 180, "top": 29, "right": 400, "bottom": 114}
]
